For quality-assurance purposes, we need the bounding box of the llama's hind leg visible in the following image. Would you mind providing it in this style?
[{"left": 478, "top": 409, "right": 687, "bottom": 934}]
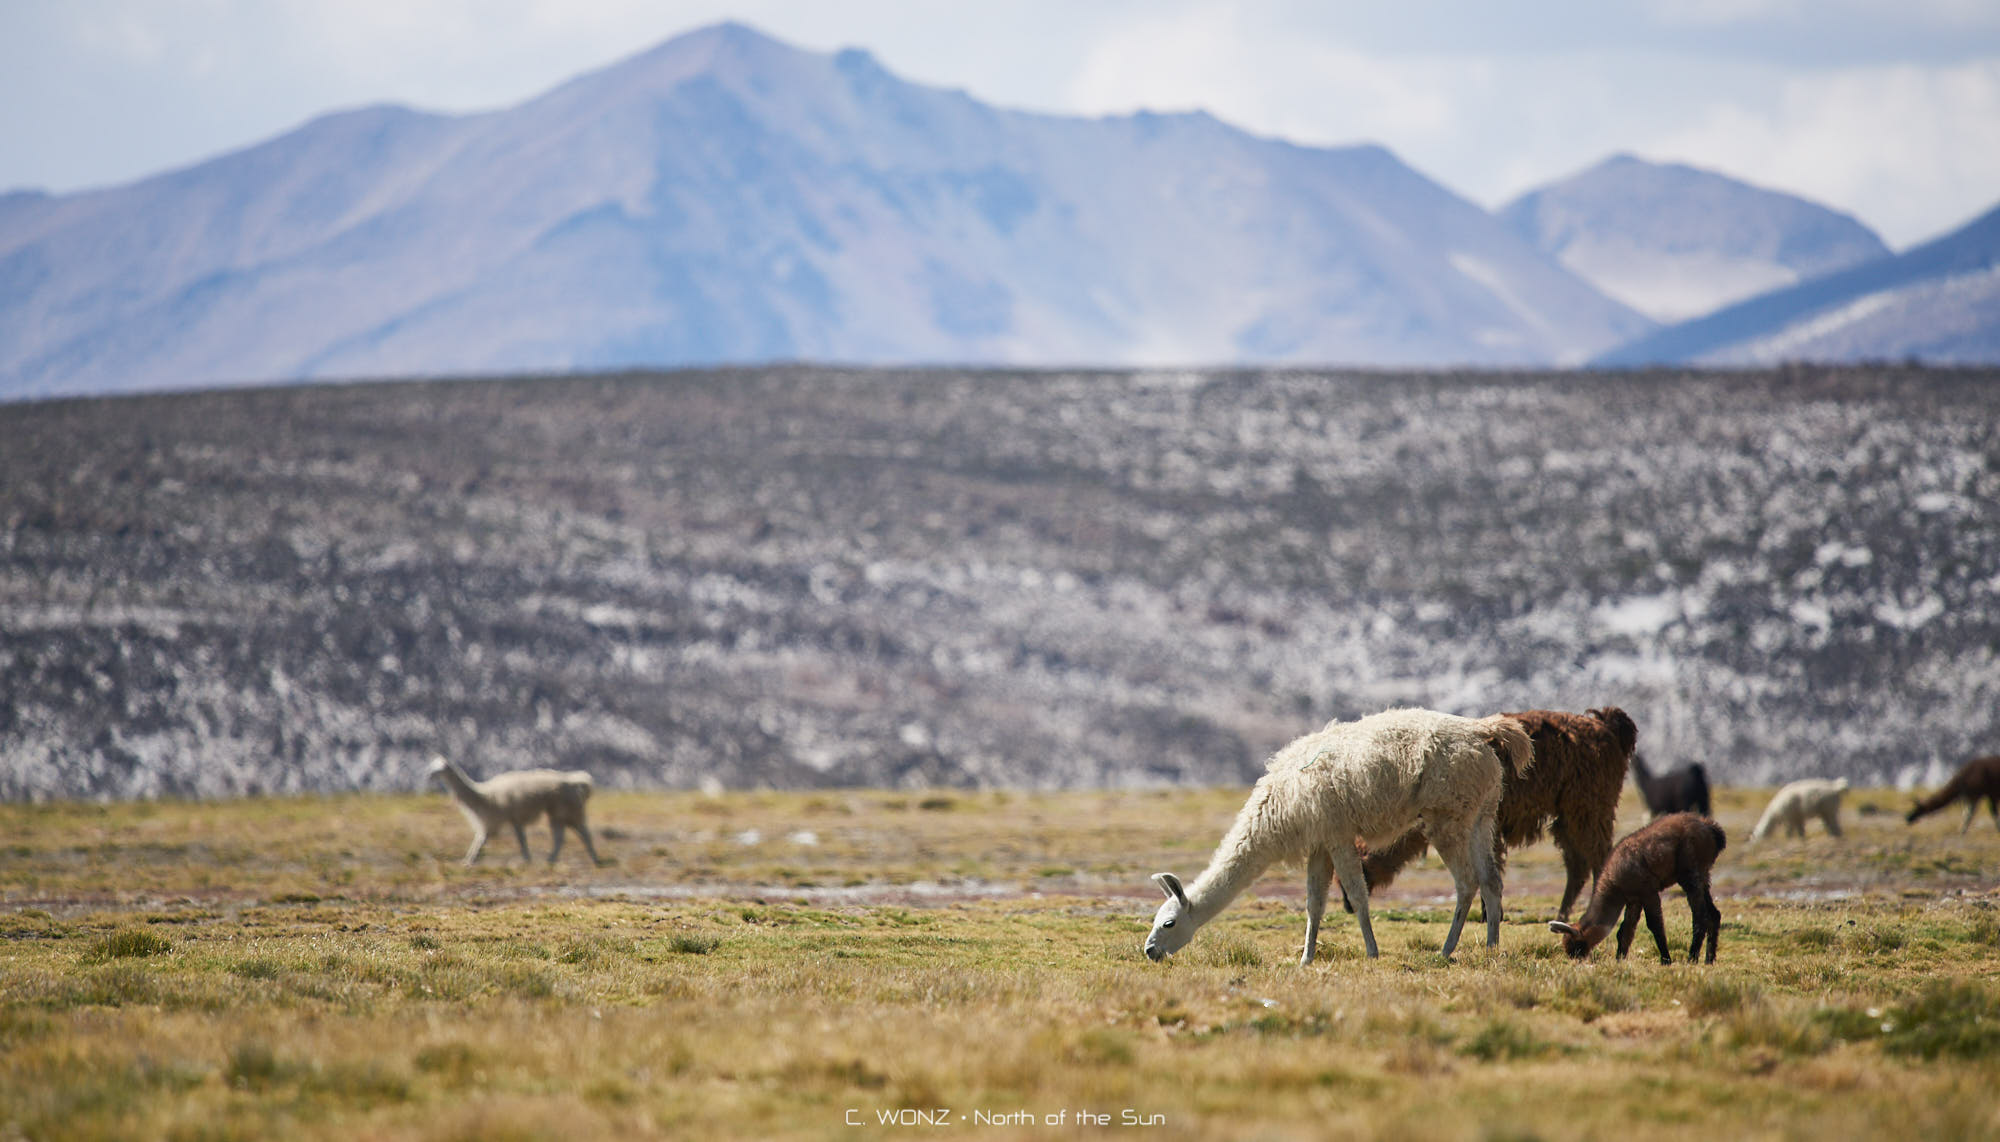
[
  {"left": 1473, "top": 814, "right": 1505, "bottom": 946},
  {"left": 1426, "top": 819, "right": 1482, "bottom": 957},
  {"left": 547, "top": 814, "right": 565, "bottom": 864},
  {"left": 1640, "top": 896, "right": 1671, "bottom": 964},
  {"left": 511, "top": 821, "right": 533, "bottom": 862},
  {"left": 1682, "top": 874, "right": 1720, "bottom": 963},
  {"left": 1302, "top": 849, "right": 1334, "bottom": 965},
  {"left": 575, "top": 820, "right": 602, "bottom": 865},
  {"left": 1820, "top": 805, "right": 1843, "bottom": 838},
  {"left": 1327, "top": 844, "right": 1379, "bottom": 958}
]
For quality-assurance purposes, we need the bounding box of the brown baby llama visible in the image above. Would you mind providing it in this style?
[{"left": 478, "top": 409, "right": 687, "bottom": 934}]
[
  {"left": 1345, "top": 707, "right": 1635, "bottom": 921},
  {"left": 1905, "top": 755, "right": 2000, "bottom": 832},
  {"left": 1548, "top": 812, "right": 1726, "bottom": 964}
]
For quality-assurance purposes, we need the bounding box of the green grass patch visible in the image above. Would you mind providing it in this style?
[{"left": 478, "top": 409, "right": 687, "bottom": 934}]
[{"left": 81, "top": 929, "right": 174, "bottom": 963}]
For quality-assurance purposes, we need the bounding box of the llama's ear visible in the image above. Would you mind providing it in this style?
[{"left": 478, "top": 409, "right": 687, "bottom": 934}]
[
  {"left": 1152, "top": 873, "right": 1188, "bottom": 905},
  {"left": 1548, "top": 921, "right": 1579, "bottom": 936}
]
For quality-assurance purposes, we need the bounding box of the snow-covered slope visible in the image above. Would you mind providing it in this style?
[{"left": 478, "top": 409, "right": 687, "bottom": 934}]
[
  {"left": 1501, "top": 155, "right": 1888, "bottom": 324},
  {"left": 1597, "top": 200, "right": 2000, "bottom": 366},
  {"left": 0, "top": 23, "right": 1650, "bottom": 399}
]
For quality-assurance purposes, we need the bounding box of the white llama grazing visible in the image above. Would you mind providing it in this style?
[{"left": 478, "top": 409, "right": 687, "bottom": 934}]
[
  {"left": 1750, "top": 778, "right": 1848, "bottom": 841},
  {"left": 1145, "top": 707, "right": 1533, "bottom": 964},
  {"left": 426, "top": 755, "right": 601, "bottom": 866}
]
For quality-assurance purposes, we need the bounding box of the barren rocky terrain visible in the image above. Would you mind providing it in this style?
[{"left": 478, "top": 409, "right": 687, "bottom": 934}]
[{"left": 4, "top": 365, "right": 1998, "bottom": 799}]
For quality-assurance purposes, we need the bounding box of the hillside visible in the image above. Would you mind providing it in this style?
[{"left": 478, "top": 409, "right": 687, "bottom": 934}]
[
  {"left": 4, "top": 365, "right": 1998, "bottom": 800},
  {"left": 1600, "top": 202, "right": 2000, "bottom": 366},
  {"left": 0, "top": 23, "right": 1648, "bottom": 400},
  {"left": 1501, "top": 154, "right": 1890, "bottom": 324}
]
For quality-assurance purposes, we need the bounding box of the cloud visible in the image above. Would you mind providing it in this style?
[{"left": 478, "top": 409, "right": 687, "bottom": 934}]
[
  {"left": 1063, "top": 7, "right": 1487, "bottom": 159},
  {"left": 1649, "top": 59, "right": 2000, "bottom": 245}
]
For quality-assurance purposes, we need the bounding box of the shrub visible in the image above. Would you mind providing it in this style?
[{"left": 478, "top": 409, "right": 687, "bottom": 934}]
[
  {"left": 230, "top": 958, "right": 283, "bottom": 981},
  {"left": 1882, "top": 982, "right": 2000, "bottom": 1061},
  {"left": 1683, "top": 974, "right": 1762, "bottom": 1017},
  {"left": 1460, "top": 1019, "right": 1559, "bottom": 1062},
  {"left": 82, "top": 930, "right": 173, "bottom": 963}
]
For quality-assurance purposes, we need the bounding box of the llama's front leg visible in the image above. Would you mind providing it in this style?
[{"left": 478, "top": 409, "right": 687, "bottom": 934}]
[
  {"left": 1301, "top": 849, "right": 1334, "bottom": 965},
  {"left": 1556, "top": 842, "right": 1591, "bottom": 924},
  {"left": 1820, "top": 806, "right": 1843, "bottom": 838},
  {"left": 576, "top": 823, "right": 602, "bottom": 865},
  {"left": 1641, "top": 896, "right": 1671, "bottom": 964},
  {"left": 1615, "top": 904, "right": 1642, "bottom": 958},
  {"left": 547, "top": 818, "right": 565, "bottom": 864},
  {"left": 1327, "top": 845, "right": 1378, "bottom": 958},
  {"left": 1963, "top": 800, "right": 1978, "bottom": 834},
  {"left": 1552, "top": 816, "right": 1611, "bottom": 924},
  {"left": 463, "top": 827, "right": 488, "bottom": 866}
]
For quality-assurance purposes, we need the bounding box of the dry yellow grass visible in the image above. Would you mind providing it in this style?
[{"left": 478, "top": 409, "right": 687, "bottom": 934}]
[{"left": 3, "top": 783, "right": 1998, "bottom": 1140}]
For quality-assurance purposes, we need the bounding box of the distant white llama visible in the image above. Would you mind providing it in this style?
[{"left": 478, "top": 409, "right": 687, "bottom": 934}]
[
  {"left": 426, "top": 755, "right": 601, "bottom": 866},
  {"left": 1144, "top": 707, "right": 1533, "bottom": 964},
  {"left": 1750, "top": 778, "right": 1848, "bottom": 841}
]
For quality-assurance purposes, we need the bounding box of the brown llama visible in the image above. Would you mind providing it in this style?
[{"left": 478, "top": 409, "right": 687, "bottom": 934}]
[
  {"left": 1345, "top": 707, "right": 1635, "bottom": 921},
  {"left": 1905, "top": 756, "right": 2000, "bottom": 832},
  {"left": 1548, "top": 812, "right": 1725, "bottom": 964}
]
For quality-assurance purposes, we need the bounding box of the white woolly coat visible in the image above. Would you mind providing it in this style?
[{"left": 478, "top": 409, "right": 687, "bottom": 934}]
[
  {"left": 1751, "top": 778, "right": 1847, "bottom": 839},
  {"left": 1211, "top": 707, "right": 1511, "bottom": 870}
]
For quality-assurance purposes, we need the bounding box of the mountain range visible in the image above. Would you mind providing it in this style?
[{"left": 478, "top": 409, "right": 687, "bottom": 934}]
[
  {"left": 1, "top": 21, "right": 1993, "bottom": 396},
  {"left": 0, "top": 23, "right": 1649, "bottom": 399},
  {"left": 1499, "top": 154, "right": 1890, "bottom": 324}
]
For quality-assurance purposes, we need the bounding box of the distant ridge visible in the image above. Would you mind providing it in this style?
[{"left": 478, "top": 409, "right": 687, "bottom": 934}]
[
  {"left": 1596, "top": 200, "right": 2000, "bottom": 366},
  {"left": 1501, "top": 154, "right": 1889, "bottom": 324},
  {"left": 0, "top": 22, "right": 1649, "bottom": 399}
]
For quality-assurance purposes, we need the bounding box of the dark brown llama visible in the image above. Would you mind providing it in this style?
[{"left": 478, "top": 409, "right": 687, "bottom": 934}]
[
  {"left": 1630, "top": 750, "right": 1710, "bottom": 817},
  {"left": 1905, "top": 756, "right": 2000, "bottom": 832},
  {"left": 1345, "top": 707, "right": 1635, "bottom": 921},
  {"left": 1548, "top": 812, "right": 1725, "bottom": 964}
]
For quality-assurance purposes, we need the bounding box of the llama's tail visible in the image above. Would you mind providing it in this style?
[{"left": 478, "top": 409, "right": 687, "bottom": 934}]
[
  {"left": 1586, "top": 706, "right": 1639, "bottom": 759},
  {"left": 1477, "top": 715, "right": 1534, "bottom": 778},
  {"left": 1705, "top": 817, "right": 1728, "bottom": 855},
  {"left": 565, "top": 771, "right": 594, "bottom": 802}
]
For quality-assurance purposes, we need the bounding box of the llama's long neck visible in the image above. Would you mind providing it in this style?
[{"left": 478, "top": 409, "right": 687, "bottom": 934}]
[
  {"left": 436, "top": 761, "right": 494, "bottom": 812},
  {"left": 1184, "top": 800, "right": 1281, "bottom": 929},
  {"left": 1631, "top": 755, "right": 1657, "bottom": 793}
]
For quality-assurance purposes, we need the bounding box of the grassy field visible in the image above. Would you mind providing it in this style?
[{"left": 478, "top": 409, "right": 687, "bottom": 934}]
[{"left": 3, "top": 783, "right": 1998, "bottom": 1141}]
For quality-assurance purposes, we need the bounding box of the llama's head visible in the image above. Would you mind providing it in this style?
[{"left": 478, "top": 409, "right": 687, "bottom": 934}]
[
  {"left": 1546, "top": 920, "right": 1603, "bottom": 959},
  {"left": 425, "top": 755, "right": 450, "bottom": 780},
  {"left": 1144, "top": 873, "right": 1195, "bottom": 961}
]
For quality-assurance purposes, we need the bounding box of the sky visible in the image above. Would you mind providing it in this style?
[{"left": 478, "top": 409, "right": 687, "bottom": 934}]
[{"left": 4, "top": 1, "right": 1999, "bottom": 249}]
